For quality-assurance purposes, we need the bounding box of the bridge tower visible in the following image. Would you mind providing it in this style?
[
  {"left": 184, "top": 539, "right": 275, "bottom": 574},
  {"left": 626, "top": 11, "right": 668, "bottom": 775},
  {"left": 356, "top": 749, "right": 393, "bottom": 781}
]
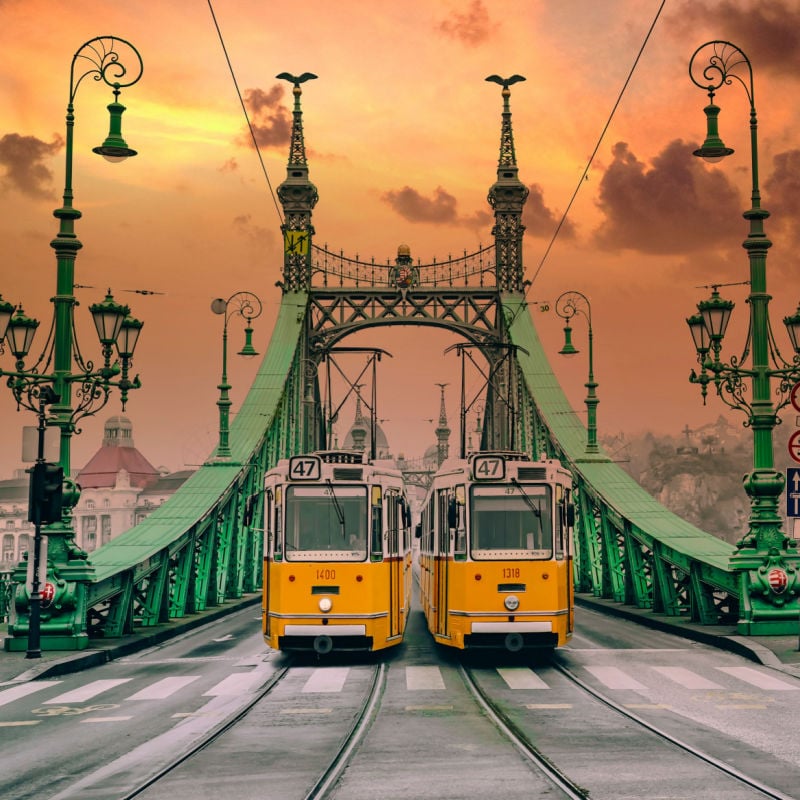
[
  {"left": 487, "top": 74, "right": 529, "bottom": 293},
  {"left": 483, "top": 75, "right": 529, "bottom": 451},
  {"left": 277, "top": 72, "right": 318, "bottom": 293}
]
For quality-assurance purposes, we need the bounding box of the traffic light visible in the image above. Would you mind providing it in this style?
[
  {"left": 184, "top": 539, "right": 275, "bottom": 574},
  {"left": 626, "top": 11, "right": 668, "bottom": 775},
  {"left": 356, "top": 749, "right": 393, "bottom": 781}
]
[{"left": 28, "top": 461, "right": 64, "bottom": 526}]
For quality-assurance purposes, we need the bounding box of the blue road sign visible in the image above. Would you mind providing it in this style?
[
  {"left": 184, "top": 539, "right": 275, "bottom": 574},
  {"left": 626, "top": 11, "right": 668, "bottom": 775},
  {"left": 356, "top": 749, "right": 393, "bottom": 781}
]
[{"left": 788, "top": 468, "right": 800, "bottom": 518}]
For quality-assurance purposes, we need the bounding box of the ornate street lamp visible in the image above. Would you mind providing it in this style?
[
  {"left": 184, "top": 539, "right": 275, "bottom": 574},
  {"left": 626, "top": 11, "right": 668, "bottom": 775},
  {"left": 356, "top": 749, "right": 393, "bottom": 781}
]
[
  {"left": 555, "top": 290, "right": 601, "bottom": 457},
  {"left": 688, "top": 40, "right": 800, "bottom": 634},
  {"left": 210, "top": 292, "right": 263, "bottom": 460},
  {"left": 0, "top": 36, "right": 144, "bottom": 654}
]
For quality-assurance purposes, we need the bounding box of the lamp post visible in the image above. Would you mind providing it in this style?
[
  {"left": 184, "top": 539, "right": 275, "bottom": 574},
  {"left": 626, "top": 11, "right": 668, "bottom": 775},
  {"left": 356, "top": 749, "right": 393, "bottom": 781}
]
[
  {"left": 688, "top": 40, "right": 800, "bottom": 634},
  {"left": 555, "top": 290, "right": 600, "bottom": 457},
  {"left": 0, "top": 37, "right": 144, "bottom": 653},
  {"left": 210, "top": 292, "right": 263, "bottom": 460}
]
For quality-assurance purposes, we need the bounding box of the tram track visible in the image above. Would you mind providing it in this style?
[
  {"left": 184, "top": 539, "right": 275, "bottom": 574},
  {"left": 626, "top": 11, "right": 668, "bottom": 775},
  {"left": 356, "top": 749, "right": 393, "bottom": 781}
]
[
  {"left": 552, "top": 659, "right": 796, "bottom": 800},
  {"left": 119, "top": 664, "right": 292, "bottom": 799},
  {"left": 463, "top": 653, "right": 796, "bottom": 800},
  {"left": 303, "top": 661, "right": 386, "bottom": 799},
  {"left": 459, "top": 663, "right": 589, "bottom": 799},
  {"left": 116, "top": 659, "right": 385, "bottom": 800}
]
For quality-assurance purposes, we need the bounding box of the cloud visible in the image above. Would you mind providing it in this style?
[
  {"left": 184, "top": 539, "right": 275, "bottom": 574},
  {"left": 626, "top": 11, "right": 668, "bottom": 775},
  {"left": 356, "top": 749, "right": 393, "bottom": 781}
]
[
  {"left": 523, "top": 184, "right": 576, "bottom": 240},
  {"left": 437, "top": 0, "right": 496, "bottom": 46},
  {"left": 233, "top": 213, "right": 275, "bottom": 249},
  {"left": 0, "top": 132, "right": 62, "bottom": 198},
  {"left": 764, "top": 148, "right": 800, "bottom": 252},
  {"left": 383, "top": 185, "right": 459, "bottom": 224},
  {"left": 666, "top": 1, "right": 800, "bottom": 72},
  {"left": 239, "top": 85, "right": 292, "bottom": 149},
  {"left": 381, "top": 185, "right": 492, "bottom": 231},
  {"left": 592, "top": 139, "right": 742, "bottom": 254},
  {"left": 219, "top": 158, "right": 238, "bottom": 173}
]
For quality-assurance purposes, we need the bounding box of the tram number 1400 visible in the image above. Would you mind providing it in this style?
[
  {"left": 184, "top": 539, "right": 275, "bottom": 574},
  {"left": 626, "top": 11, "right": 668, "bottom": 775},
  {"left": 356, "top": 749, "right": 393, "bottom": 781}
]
[{"left": 316, "top": 568, "right": 336, "bottom": 580}]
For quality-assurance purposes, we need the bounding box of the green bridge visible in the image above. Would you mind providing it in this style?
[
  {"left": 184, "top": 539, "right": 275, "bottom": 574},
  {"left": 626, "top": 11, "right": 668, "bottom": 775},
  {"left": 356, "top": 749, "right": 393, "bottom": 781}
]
[{"left": 5, "top": 65, "right": 799, "bottom": 652}]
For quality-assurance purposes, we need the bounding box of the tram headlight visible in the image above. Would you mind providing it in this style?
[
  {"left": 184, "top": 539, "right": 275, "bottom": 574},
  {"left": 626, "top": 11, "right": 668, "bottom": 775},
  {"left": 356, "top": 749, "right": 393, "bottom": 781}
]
[
  {"left": 319, "top": 597, "right": 333, "bottom": 613},
  {"left": 504, "top": 595, "right": 520, "bottom": 612}
]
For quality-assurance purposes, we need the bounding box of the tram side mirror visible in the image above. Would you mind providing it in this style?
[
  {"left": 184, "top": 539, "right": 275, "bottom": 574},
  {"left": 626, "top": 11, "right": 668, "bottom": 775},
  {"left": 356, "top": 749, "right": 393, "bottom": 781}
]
[
  {"left": 567, "top": 503, "right": 575, "bottom": 528},
  {"left": 414, "top": 522, "right": 422, "bottom": 539}
]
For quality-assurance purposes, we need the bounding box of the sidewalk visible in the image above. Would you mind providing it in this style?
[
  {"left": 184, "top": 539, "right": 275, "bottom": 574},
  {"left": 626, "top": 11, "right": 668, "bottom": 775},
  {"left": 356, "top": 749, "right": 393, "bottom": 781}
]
[
  {"left": 1, "top": 592, "right": 799, "bottom": 685},
  {"left": 576, "top": 593, "right": 800, "bottom": 678},
  {"left": 0, "top": 593, "right": 262, "bottom": 685}
]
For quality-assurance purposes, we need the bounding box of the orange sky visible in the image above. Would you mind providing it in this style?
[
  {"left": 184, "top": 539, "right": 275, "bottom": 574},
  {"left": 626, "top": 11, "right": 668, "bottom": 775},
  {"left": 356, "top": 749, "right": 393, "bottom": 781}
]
[{"left": 1, "top": 0, "right": 799, "bottom": 477}]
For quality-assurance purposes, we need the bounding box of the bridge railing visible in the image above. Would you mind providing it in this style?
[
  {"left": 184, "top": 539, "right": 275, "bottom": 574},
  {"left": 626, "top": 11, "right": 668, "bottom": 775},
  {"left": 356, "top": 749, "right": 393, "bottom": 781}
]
[
  {"left": 505, "top": 295, "right": 741, "bottom": 625},
  {"left": 311, "top": 243, "right": 496, "bottom": 288}
]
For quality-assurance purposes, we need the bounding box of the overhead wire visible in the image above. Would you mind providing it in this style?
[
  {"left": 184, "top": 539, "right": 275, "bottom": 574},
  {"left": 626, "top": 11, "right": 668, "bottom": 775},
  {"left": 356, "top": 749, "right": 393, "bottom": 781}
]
[
  {"left": 207, "top": 0, "right": 284, "bottom": 224},
  {"left": 527, "top": 0, "right": 667, "bottom": 290}
]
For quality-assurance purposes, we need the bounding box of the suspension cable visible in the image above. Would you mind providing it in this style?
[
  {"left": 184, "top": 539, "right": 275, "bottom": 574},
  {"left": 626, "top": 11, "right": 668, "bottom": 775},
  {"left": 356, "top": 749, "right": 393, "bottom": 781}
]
[
  {"left": 207, "top": 0, "right": 284, "bottom": 224},
  {"left": 528, "top": 0, "right": 666, "bottom": 288}
]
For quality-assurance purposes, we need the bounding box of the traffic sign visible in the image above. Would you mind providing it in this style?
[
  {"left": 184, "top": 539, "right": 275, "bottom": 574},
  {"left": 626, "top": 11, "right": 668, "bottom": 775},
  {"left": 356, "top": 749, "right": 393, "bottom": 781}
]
[
  {"left": 789, "top": 431, "right": 800, "bottom": 464},
  {"left": 787, "top": 468, "right": 800, "bottom": 518},
  {"left": 791, "top": 381, "right": 800, "bottom": 413}
]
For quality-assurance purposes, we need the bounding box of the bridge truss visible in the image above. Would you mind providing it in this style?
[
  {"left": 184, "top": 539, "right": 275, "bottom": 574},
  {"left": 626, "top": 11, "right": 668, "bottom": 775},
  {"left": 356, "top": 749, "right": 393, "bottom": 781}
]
[{"left": 6, "top": 72, "right": 796, "bottom": 652}]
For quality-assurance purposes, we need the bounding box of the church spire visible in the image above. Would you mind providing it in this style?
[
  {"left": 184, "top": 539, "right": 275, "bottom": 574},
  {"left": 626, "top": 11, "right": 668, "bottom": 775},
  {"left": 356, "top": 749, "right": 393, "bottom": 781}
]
[
  {"left": 486, "top": 75, "right": 529, "bottom": 293},
  {"left": 435, "top": 383, "right": 450, "bottom": 467},
  {"left": 277, "top": 72, "right": 319, "bottom": 292}
]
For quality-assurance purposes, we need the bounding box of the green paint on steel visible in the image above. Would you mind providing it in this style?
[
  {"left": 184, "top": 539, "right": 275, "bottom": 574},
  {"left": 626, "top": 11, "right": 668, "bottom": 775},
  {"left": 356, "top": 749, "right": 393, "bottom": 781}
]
[
  {"left": 503, "top": 295, "right": 738, "bottom": 591},
  {"left": 87, "top": 293, "right": 307, "bottom": 592}
]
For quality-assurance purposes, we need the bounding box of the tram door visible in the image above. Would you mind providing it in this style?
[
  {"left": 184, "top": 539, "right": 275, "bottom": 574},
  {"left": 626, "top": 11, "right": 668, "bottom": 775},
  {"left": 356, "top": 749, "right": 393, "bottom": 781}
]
[
  {"left": 435, "top": 489, "right": 450, "bottom": 637},
  {"left": 387, "top": 491, "right": 402, "bottom": 637}
]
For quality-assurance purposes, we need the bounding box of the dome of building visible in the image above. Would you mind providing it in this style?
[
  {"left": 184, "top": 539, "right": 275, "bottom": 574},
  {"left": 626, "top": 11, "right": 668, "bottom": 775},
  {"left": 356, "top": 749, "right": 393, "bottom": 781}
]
[{"left": 76, "top": 416, "right": 159, "bottom": 490}]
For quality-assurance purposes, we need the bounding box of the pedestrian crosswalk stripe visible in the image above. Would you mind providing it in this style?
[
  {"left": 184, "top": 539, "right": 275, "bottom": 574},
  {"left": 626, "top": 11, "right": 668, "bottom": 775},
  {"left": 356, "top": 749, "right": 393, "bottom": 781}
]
[
  {"left": 651, "top": 666, "right": 723, "bottom": 690},
  {"left": 0, "top": 720, "right": 41, "bottom": 726},
  {"left": 44, "top": 679, "right": 133, "bottom": 704},
  {"left": 406, "top": 666, "right": 445, "bottom": 690},
  {"left": 583, "top": 665, "right": 648, "bottom": 692},
  {"left": 0, "top": 681, "right": 61, "bottom": 707},
  {"left": 127, "top": 676, "right": 201, "bottom": 700},
  {"left": 716, "top": 666, "right": 800, "bottom": 691},
  {"left": 301, "top": 667, "right": 349, "bottom": 693},
  {"left": 202, "top": 671, "right": 269, "bottom": 696},
  {"left": 497, "top": 667, "right": 549, "bottom": 690},
  {"left": 281, "top": 707, "right": 333, "bottom": 714}
]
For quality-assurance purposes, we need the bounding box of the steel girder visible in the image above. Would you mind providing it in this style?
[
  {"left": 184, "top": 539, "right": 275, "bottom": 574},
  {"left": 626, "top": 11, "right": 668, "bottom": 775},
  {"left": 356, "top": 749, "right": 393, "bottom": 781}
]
[
  {"left": 307, "top": 287, "right": 502, "bottom": 352},
  {"left": 506, "top": 295, "right": 741, "bottom": 626},
  {"left": 79, "top": 296, "right": 309, "bottom": 642}
]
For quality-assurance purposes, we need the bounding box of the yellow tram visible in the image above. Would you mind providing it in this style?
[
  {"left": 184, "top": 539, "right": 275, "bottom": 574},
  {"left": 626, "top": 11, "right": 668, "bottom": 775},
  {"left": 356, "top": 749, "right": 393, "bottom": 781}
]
[
  {"left": 418, "top": 451, "right": 574, "bottom": 654},
  {"left": 263, "top": 451, "right": 413, "bottom": 654}
]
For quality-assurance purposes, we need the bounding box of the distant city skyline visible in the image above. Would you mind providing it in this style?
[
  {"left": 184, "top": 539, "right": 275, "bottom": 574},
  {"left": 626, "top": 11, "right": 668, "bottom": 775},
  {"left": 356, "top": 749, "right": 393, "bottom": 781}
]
[{"left": 1, "top": 0, "right": 799, "bottom": 477}]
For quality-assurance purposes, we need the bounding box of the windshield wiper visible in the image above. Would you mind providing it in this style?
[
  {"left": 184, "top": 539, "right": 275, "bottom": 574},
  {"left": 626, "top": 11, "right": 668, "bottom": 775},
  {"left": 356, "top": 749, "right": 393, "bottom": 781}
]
[
  {"left": 326, "top": 479, "right": 346, "bottom": 538},
  {"left": 511, "top": 478, "right": 541, "bottom": 518}
]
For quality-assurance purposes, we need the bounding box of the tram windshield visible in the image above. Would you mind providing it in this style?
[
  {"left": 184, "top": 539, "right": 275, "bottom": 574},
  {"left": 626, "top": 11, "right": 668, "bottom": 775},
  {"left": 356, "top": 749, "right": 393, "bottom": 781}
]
[
  {"left": 469, "top": 484, "right": 552, "bottom": 559},
  {"left": 284, "top": 485, "right": 368, "bottom": 561}
]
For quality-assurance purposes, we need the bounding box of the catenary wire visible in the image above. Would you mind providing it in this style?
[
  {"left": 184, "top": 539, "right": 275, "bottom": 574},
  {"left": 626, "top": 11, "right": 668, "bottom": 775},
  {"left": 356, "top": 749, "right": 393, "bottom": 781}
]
[
  {"left": 527, "top": 0, "right": 667, "bottom": 291},
  {"left": 207, "top": 0, "right": 284, "bottom": 225}
]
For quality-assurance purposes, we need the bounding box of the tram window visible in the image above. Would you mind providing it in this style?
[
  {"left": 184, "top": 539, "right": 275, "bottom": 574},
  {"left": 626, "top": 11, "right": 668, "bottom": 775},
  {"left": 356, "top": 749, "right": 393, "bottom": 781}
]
[
  {"left": 264, "top": 491, "right": 273, "bottom": 556},
  {"left": 284, "top": 486, "right": 367, "bottom": 561},
  {"left": 470, "top": 485, "right": 553, "bottom": 559},
  {"left": 387, "top": 492, "right": 399, "bottom": 557},
  {"left": 371, "top": 504, "right": 383, "bottom": 561},
  {"left": 454, "top": 484, "right": 467, "bottom": 559},
  {"left": 274, "top": 498, "right": 283, "bottom": 561}
]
